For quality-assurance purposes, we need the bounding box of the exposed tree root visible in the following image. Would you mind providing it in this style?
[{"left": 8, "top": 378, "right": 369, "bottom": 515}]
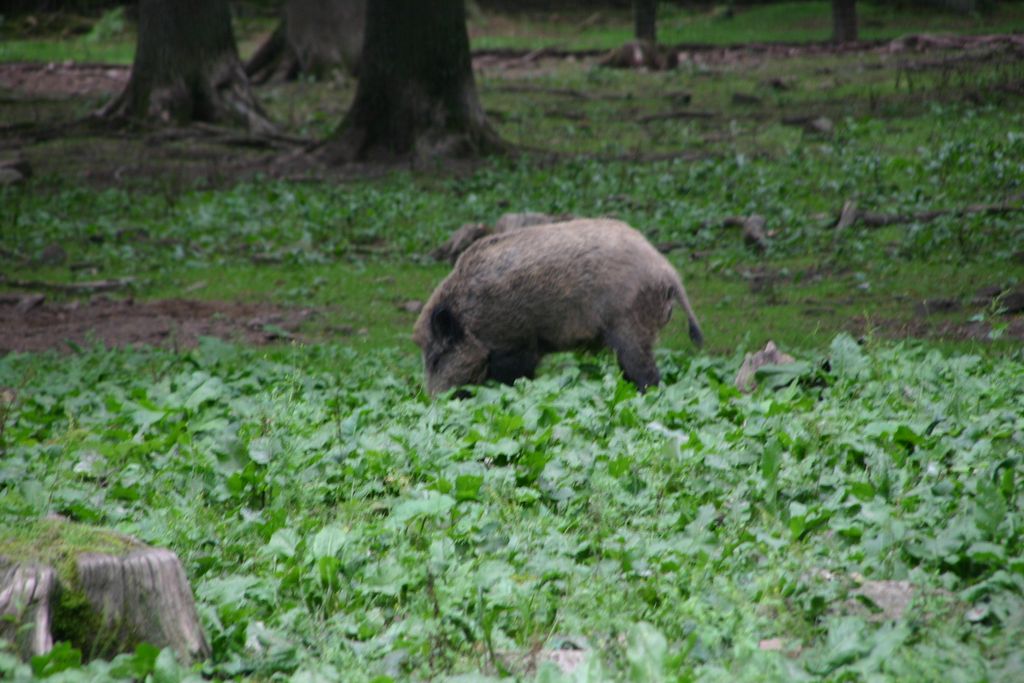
[{"left": 98, "top": 56, "right": 276, "bottom": 135}]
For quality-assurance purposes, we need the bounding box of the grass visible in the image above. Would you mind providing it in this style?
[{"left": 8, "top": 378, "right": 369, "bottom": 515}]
[
  {"left": 469, "top": 2, "right": 1024, "bottom": 50},
  {"left": 5, "top": 2, "right": 1024, "bottom": 64}
]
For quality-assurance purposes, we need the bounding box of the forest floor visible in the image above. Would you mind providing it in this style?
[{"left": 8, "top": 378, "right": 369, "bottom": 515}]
[
  {"left": 2, "top": 5, "right": 1024, "bottom": 682},
  {"left": 2, "top": 26, "right": 1023, "bottom": 353}
]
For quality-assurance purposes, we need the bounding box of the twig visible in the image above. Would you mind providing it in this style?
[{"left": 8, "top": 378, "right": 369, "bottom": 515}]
[
  {"left": 591, "top": 149, "right": 710, "bottom": 163},
  {"left": 0, "top": 275, "right": 134, "bottom": 293},
  {"left": 486, "top": 84, "right": 593, "bottom": 100},
  {"left": 0, "top": 293, "right": 45, "bottom": 312},
  {"left": 189, "top": 122, "right": 314, "bottom": 148},
  {"left": 858, "top": 202, "right": 1024, "bottom": 228},
  {"left": 637, "top": 109, "right": 715, "bottom": 123},
  {"left": 514, "top": 46, "right": 557, "bottom": 65}
]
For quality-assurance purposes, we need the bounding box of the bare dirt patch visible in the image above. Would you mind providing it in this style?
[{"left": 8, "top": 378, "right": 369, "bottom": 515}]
[
  {"left": 847, "top": 314, "right": 1024, "bottom": 344},
  {"left": 0, "top": 61, "right": 127, "bottom": 99},
  {"left": 0, "top": 296, "right": 315, "bottom": 354}
]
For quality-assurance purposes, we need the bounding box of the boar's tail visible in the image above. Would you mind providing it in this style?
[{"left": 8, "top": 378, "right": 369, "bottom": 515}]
[{"left": 672, "top": 281, "right": 704, "bottom": 348}]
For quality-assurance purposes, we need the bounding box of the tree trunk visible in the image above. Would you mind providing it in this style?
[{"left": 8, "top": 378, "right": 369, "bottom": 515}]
[
  {"left": 320, "top": 0, "right": 503, "bottom": 163},
  {"left": 100, "top": 0, "right": 273, "bottom": 133},
  {"left": 831, "top": 0, "right": 858, "bottom": 43},
  {"left": 634, "top": 0, "right": 657, "bottom": 44},
  {"left": 246, "top": 0, "right": 365, "bottom": 84},
  {"left": 245, "top": 19, "right": 296, "bottom": 84},
  {"left": 1, "top": 541, "right": 209, "bottom": 664}
]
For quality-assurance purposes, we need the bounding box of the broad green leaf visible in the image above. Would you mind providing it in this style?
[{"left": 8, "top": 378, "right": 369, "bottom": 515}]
[
  {"left": 263, "top": 527, "right": 300, "bottom": 559},
  {"left": 310, "top": 525, "right": 348, "bottom": 560},
  {"left": 391, "top": 492, "right": 456, "bottom": 523}
]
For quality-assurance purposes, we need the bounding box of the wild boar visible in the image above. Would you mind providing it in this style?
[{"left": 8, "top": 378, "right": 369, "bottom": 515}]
[{"left": 413, "top": 218, "right": 702, "bottom": 396}]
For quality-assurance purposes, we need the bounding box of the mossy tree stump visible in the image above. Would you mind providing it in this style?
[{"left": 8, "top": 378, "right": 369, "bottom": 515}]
[{"left": 0, "top": 519, "right": 210, "bottom": 665}]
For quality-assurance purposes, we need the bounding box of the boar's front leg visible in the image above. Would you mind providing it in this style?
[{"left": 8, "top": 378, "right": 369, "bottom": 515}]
[
  {"left": 487, "top": 348, "right": 541, "bottom": 385},
  {"left": 604, "top": 326, "right": 660, "bottom": 392}
]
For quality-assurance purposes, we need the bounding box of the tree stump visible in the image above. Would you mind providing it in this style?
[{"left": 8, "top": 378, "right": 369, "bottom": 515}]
[{"left": 0, "top": 520, "right": 210, "bottom": 665}]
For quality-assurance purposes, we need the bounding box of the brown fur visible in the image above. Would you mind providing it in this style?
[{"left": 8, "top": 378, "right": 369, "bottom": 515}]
[
  {"left": 431, "top": 212, "right": 568, "bottom": 265},
  {"left": 413, "top": 218, "right": 702, "bottom": 396}
]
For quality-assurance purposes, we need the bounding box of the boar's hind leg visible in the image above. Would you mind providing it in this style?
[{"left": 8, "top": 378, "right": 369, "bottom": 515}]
[
  {"left": 487, "top": 348, "right": 540, "bottom": 385},
  {"left": 604, "top": 327, "right": 660, "bottom": 392}
]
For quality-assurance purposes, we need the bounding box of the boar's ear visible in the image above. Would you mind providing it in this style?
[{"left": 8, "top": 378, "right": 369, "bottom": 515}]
[{"left": 431, "top": 305, "right": 463, "bottom": 342}]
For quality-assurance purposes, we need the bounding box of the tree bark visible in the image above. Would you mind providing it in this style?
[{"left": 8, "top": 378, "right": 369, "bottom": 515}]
[
  {"left": 634, "top": 0, "right": 657, "bottom": 44},
  {"left": 246, "top": 0, "right": 365, "bottom": 84},
  {"left": 831, "top": 0, "right": 858, "bottom": 44},
  {"left": 320, "top": 0, "right": 503, "bottom": 163},
  {"left": 100, "top": 0, "right": 273, "bottom": 133},
  {"left": 1, "top": 548, "right": 210, "bottom": 664}
]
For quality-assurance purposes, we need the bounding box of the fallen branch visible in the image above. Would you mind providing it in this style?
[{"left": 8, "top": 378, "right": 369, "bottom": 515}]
[
  {"left": 513, "top": 46, "right": 558, "bottom": 66},
  {"left": 852, "top": 202, "right": 1024, "bottom": 228},
  {"left": 829, "top": 199, "right": 859, "bottom": 252},
  {"left": 190, "top": 121, "right": 313, "bottom": 148},
  {"left": 636, "top": 109, "right": 715, "bottom": 123},
  {"left": 591, "top": 149, "right": 711, "bottom": 163},
  {"left": 0, "top": 293, "right": 45, "bottom": 313},
  {"left": 0, "top": 275, "right": 134, "bottom": 293},
  {"left": 720, "top": 214, "right": 770, "bottom": 251},
  {"left": 486, "top": 84, "right": 593, "bottom": 100}
]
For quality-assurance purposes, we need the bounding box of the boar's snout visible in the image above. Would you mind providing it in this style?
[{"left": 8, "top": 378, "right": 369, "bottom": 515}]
[{"left": 420, "top": 304, "right": 488, "bottom": 396}]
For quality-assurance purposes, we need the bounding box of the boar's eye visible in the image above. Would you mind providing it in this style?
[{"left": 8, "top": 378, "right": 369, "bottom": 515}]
[{"left": 426, "top": 350, "right": 443, "bottom": 371}]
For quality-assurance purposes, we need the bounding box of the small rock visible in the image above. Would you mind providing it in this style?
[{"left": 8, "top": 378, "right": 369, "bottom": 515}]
[
  {"left": 848, "top": 579, "right": 915, "bottom": 622},
  {"left": 15, "top": 294, "right": 45, "bottom": 314},
  {"left": 0, "top": 157, "right": 31, "bottom": 182},
  {"left": 835, "top": 200, "right": 859, "bottom": 232},
  {"left": 809, "top": 116, "right": 834, "bottom": 135},
  {"left": 758, "top": 638, "right": 785, "bottom": 651},
  {"left": 742, "top": 214, "right": 769, "bottom": 251},
  {"left": 1, "top": 387, "right": 16, "bottom": 406},
  {"left": 540, "top": 649, "right": 587, "bottom": 674},
  {"left": 915, "top": 298, "right": 961, "bottom": 316},
  {"left": 38, "top": 243, "right": 67, "bottom": 266},
  {"left": 764, "top": 77, "right": 792, "bottom": 91},
  {"left": 735, "top": 341, "right": 796, "bottom": 393},
  {"left": 731, "top": 92, "right": 762, "bottom": 106},
  {"left": 398, "top": 300, "right": 423, "bottom": 314}
]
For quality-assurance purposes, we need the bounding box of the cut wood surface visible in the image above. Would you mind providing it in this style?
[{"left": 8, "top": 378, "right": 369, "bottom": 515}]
[
  {"left": 77, "top": 549, "right": 210, "bottom": 662},
  {"left": 0, "top": 562, "right": 57, "bottom": 657}
]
